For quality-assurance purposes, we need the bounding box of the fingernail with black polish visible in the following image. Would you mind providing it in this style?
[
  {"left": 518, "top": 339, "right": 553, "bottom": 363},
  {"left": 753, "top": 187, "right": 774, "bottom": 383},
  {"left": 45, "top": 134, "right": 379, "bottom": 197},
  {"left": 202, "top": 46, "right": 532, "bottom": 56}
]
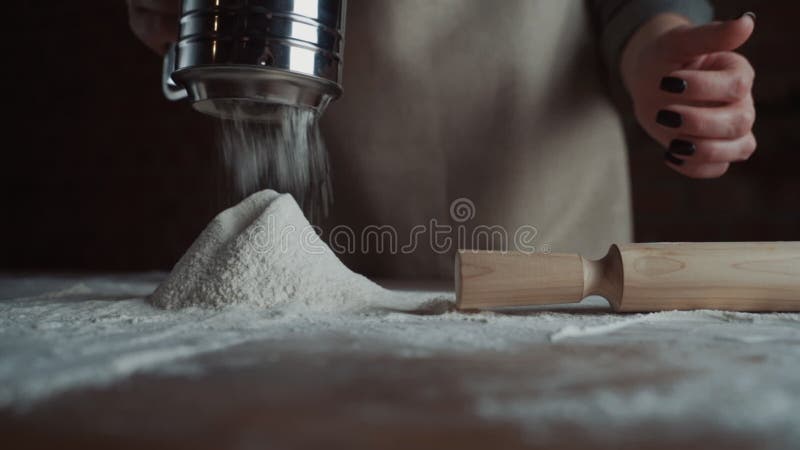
[
  {"left": 657, "top": 110, "right": 682, "bottom": 128},
  {"left": 660, "top": 76, "right": 687, "bottom": 94},
  {"left": 739, "top": 11, "right": 756, "bottom": 22},
  {"left": 669, "top": 139, "right": 695, "bottom": 156},
  {"left": 664, "top": 151, "right": 684, "bottom": 166}
]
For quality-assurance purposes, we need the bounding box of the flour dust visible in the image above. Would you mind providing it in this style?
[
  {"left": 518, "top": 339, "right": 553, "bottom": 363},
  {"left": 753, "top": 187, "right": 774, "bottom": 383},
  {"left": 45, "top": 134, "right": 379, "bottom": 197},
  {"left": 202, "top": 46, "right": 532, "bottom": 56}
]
[{"left": 217, "top": 105, "right": 332, "bottom": 223}]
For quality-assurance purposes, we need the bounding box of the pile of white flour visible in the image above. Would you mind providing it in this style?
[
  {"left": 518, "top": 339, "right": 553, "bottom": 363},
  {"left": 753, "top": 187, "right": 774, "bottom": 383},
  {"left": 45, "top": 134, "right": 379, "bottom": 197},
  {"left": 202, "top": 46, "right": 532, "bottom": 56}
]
[{"left": 150, "top": 189, "right": 394, "bottom": 312}]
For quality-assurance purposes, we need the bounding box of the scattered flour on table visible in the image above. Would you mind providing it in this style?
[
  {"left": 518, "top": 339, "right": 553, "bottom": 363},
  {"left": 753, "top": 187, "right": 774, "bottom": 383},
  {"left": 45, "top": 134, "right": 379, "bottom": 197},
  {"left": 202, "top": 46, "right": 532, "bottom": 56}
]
[
  {"left": 149, "top": 189, "right": 403, "bottom": 313},
  {"left": 4, "top": 190, "right": 800, "bottom": 435},
  {"left": 3, "top": 273, "right": 800, "bottom": 433}
]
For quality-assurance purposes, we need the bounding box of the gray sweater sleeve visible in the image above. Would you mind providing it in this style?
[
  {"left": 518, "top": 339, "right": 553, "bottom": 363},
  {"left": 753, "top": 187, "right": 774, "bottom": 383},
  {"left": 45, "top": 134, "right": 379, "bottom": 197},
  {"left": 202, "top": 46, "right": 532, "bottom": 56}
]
[{"left": 588, "top": 0, "right": 714, "bottom": 75}]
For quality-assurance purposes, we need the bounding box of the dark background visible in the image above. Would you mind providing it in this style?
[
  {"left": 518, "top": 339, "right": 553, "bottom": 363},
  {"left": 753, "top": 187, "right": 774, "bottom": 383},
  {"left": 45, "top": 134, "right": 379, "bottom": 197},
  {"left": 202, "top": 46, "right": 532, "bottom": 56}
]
[{"left": 2, "top": 1, "right": 798, "bottom": 271}]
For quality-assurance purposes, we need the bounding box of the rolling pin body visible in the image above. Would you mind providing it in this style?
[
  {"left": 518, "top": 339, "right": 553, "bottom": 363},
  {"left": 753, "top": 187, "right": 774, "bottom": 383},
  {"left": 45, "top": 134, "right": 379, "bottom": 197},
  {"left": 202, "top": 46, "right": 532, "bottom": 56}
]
[{"left": 455, "top": 242, "right": 800, "bottom": 312}]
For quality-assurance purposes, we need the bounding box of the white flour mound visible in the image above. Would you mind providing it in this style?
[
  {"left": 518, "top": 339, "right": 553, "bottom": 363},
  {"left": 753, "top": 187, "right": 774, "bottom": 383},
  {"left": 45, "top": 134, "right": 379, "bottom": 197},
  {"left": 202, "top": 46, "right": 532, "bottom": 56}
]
[{"left": 150, "top": 190, "right": 390, "bottom": 312}]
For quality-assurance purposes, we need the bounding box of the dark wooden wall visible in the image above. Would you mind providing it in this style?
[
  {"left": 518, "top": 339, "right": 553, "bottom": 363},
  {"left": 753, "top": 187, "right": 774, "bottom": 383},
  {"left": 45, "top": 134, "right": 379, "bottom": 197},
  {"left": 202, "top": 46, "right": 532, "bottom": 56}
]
[
  {"left": 2, "top": 1, "right": 798, "bottom": 271},
  {"left": 3, "top": 2, "right": 224, "bottom": 270}
]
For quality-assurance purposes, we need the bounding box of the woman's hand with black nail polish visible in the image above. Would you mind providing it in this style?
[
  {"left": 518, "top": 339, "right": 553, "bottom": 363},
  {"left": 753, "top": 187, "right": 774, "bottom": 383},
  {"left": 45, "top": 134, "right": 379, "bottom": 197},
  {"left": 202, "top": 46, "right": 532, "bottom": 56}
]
[
  {"left": 127, "top": 0, "right": 181, "bottom": 55},
  {"left": 660, "top": 76, "right": 687, "bottom": 94},
  {"left": 621, "top": 12, "right": 758, "bottom": 178}
]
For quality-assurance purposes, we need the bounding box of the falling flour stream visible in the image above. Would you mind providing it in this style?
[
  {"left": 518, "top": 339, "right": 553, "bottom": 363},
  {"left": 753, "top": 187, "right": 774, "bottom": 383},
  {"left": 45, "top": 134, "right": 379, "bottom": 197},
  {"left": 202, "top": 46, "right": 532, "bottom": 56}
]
[{"left": 217, "top": 106, "right": 331, "bottom": 222}]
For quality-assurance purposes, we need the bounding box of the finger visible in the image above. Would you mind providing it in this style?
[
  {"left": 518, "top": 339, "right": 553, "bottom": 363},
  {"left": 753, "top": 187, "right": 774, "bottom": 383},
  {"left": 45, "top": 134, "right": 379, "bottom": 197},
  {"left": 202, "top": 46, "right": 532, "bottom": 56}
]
[
  {"left": 697, "top": 51, "right": 757, "bottom": 74},
  {"left": 665, "top": 156, "right": 731, "bottom": 179},
  {"left": 128, "top": 7, "right": 179, "bottom": 55},
  {"left": 661, "top": 54, "right": 754, "bottom": 102},
  {"left": 655, "top": 99, "right": 755, "bottom": 139},
  {"left": 665, "top": 13, "right": 755, "bottom": 60},
  {"left": 128, "top": 0, "right": 181, "bottom": 14},
  {"left": 667, "top": 133, "right": 757, "bottom": 163}
]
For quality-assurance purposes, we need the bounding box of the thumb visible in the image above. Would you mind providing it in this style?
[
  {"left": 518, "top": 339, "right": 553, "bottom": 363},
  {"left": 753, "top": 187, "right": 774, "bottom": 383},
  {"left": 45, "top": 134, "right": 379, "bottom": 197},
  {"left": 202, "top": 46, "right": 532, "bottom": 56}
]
[{"left": 666, "top": 12, "right": 755, "bottom": 60}]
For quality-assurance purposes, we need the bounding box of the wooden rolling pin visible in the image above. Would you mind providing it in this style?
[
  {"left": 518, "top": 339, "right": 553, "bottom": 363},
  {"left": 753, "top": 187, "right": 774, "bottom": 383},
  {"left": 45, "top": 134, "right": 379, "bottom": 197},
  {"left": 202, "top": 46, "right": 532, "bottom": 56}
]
[{"left": 455, "top": 242, "right": 800, "bottom": 312}]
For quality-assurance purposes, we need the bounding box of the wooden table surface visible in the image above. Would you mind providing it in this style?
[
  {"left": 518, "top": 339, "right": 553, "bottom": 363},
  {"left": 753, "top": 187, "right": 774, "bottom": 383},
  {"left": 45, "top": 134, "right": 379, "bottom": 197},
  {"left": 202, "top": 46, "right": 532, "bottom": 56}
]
[
  {"left": 2, "top": 340, "right": 764, "bottom": 450},
  {"left": 1, "top": 274, "right": 798, "bottom": 449}
]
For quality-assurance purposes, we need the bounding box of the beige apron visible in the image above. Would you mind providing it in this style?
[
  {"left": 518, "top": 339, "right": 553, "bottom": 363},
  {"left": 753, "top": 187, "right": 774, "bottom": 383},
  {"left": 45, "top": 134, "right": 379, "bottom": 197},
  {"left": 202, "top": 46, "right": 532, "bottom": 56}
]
[{"left": 321, "top": 0, "right": 632, "bottom": 279}]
